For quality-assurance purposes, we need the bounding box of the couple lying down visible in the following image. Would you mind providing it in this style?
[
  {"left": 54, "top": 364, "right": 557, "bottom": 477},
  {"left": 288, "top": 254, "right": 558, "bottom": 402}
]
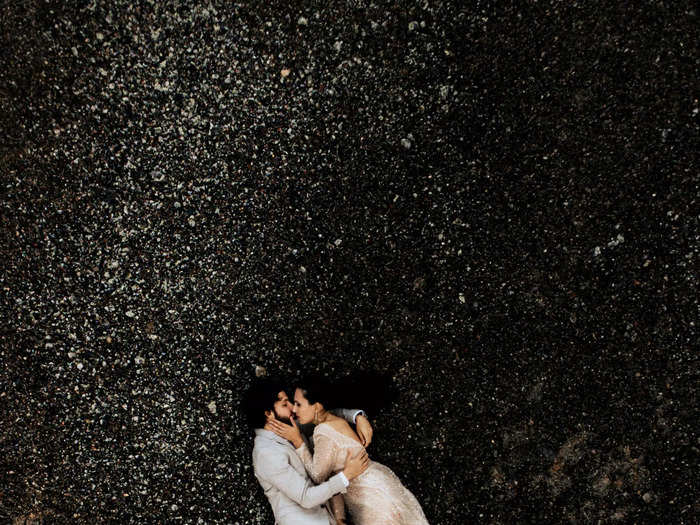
[{"left": 243, "top": 375, "right": 429, "bottom": 524}]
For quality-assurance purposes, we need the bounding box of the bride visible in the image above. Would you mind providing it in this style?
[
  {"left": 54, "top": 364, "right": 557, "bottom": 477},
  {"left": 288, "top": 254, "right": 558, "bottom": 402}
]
[{"left": 267, "top": 377, "right": 429, "bottom": 525}]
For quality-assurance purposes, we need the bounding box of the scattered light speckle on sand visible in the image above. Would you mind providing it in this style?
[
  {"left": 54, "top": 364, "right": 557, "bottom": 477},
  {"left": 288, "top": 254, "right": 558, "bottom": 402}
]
[{"left": 1, "top": 1, "right": 697, "bottom": 523}]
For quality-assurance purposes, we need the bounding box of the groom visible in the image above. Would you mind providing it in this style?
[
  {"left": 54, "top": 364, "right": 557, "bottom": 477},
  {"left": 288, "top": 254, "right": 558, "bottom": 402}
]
[{"left": 243, "top": 377, "right": 373, "bottom": 525}]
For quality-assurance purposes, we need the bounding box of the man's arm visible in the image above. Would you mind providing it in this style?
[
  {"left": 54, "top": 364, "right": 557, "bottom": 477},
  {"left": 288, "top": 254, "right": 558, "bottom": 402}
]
[
  {"left": 330, "top": 408, "right": 366, "bottom": 425},
  {"left": 328, "top": 493, "right": 347, "bottom": 525},
  {"left": 330, "top": 409, "right": 373, "bottom": 447},
  {"left": 255, "top": 449, "right": 347, "bottom": 509}
]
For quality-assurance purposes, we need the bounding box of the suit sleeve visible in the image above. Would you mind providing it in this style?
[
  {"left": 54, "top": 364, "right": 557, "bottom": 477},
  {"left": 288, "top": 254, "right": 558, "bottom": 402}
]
[
  {"left": 255, "top": 449, "right": 347, "bottom": 509},
  {"left": 330, "top": 408, "right": 365, "bottom": 425}
]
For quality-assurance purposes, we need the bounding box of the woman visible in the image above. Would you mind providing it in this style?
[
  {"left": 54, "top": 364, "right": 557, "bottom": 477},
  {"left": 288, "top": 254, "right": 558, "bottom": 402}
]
[{"left": 268, "top": 378, "right": 429, "bottom": 525}]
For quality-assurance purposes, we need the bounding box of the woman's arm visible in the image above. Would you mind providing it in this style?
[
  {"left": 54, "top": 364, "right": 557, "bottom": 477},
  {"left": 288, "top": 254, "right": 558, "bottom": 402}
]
[
  {"left": 268, "top": 419, "right": 370, "bottom": 484},
  {"left": 296, "top": 433, "right": 337, "bottom": 484}
]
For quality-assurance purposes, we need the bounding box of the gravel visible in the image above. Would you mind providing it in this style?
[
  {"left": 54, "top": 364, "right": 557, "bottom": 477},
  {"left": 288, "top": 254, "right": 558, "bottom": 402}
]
[{"left": 1, "top": 1, "right": 697, "bottom": 523}]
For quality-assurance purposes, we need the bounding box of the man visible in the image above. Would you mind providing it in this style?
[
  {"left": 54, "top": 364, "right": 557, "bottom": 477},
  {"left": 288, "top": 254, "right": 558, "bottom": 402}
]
[{"left": 243, "top": 377, "right": 373, "bottom": 525}]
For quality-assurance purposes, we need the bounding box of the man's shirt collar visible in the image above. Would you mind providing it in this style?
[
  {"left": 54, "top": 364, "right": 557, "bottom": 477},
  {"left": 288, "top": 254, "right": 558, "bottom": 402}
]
[{"left": 255, "top": 428, "right": 292, "bottom": 447}]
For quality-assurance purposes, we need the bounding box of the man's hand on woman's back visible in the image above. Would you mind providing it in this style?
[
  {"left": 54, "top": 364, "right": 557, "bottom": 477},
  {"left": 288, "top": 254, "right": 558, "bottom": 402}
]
[
  {"left": 342, "top": 449, "right": 370, "bottom": 481},
  {"left": 355, "top": 415, "right": 373, "bottom": 447}
]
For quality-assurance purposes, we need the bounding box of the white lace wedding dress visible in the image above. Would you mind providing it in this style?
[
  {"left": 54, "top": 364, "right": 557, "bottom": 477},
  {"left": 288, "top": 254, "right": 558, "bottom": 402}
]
[{"left": 296, "top": 423, "right": 430, "bottom": 524}]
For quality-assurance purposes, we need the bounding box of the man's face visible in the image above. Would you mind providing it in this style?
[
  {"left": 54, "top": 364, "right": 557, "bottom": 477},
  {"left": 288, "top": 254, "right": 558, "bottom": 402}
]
[{"left": 266, "top": 390, "right": 293, "bottom": 424}]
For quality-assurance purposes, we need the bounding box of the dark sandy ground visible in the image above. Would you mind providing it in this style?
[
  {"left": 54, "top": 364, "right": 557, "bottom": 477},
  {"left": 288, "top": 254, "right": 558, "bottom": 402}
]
[{"left": 1, "top": 1, "right": 697, "bottom": 523}]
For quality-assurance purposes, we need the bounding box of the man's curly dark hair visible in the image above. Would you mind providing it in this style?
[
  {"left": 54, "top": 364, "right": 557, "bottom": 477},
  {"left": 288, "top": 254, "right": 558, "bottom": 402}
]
[{"left": 241, "top": 376, "right": 287, "bottom": 430}]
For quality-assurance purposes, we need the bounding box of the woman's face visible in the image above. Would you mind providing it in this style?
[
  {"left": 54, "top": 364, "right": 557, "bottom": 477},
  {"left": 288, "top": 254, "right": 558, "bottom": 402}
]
[{"left": 293, "top": 387, "right": 316, "bottom": 424}]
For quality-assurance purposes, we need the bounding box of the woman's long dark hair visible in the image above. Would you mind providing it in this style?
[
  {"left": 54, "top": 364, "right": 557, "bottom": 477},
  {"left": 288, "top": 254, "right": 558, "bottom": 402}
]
[{"left": 295, "top": 370, "right": 397, "bottom": 417}]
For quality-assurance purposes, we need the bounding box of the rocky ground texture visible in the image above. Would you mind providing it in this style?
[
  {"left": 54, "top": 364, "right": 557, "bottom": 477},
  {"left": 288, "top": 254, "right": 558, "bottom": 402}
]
[{"left": 1, "top": 1, "right": 698, "bottom": 523}]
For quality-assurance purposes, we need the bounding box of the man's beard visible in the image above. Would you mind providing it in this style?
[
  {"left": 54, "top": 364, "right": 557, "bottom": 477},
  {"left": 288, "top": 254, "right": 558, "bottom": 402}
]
[{"left": 275, "top": 411, "right": 291, "bottom": 425}]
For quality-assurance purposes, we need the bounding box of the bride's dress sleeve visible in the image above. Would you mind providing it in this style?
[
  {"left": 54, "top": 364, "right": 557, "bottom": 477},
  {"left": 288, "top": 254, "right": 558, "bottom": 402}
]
[{"left": 295, "top": 432, "right": 338, "bottom": 484}]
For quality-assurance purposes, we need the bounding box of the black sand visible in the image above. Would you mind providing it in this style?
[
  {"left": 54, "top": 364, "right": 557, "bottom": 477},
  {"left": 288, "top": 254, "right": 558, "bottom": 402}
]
[{"left": 1, "top": 1, "right": 697, "bottom": 523}]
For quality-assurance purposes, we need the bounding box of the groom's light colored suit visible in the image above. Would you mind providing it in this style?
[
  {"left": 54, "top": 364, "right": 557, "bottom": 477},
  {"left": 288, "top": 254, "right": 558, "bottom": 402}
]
[
  {"left": 253, "top": 429, "right": 345, "bottom": 524},
  {"left": 252, "top": 409, "right": 363, "bottom": 525}
]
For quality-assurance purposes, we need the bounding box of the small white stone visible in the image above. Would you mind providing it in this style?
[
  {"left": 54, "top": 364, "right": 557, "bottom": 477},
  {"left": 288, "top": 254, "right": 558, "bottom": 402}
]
[
  {"left": 125, "top": 310, "right": 136, "bottom": 318},
  {"left": 207, "top": 401, "right": 217, "bottom": 414},
  {"left": 298, "top": 16, "right": 308, "bottom": 26},
  {"left": 607, "top": 233, "right": 624, "bottom": 247},
  {"left": 593, "top": 246, "right": 601, "bottom": 256},
  {"left": 255, "top": 365, "right": 267, "bottom": 377},
  {"left": 401, "top": 138, "right": 412, "bottom": 149},
  {"left": 135, "top": 356, "right": 145, "bottom": 365},
  {"left": 76, "top": 362, "right": 84, "bottom": 370},
  {"left": 459, "top": 293, "right": 466, "bottom": 304},
  {"left": 334, "top": 239, "right": 342, "bottom": 246}
]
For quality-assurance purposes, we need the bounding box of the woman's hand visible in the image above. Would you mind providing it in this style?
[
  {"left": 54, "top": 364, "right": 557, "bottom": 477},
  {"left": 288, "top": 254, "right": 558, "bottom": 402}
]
[
  {"left": 267, "top": 415, "right": 304, "bottom": 449},
  {"left": 355, "top": 414, "right": 373, "bottom": 447}
]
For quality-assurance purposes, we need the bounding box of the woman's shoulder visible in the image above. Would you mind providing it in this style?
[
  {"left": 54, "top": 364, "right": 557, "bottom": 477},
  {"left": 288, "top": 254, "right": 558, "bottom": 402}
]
[
  {"left": 315, "top": 418, "right": 364, "bottom": 447},
  {"left": 314, "top": 417, "right": 350, "bottom": 436},
  {"left": 312, "top": 422, "right": 335, "bottom": 442},
  {"left": 314, "top": 418, "right": 359, "bottom": 444}
]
